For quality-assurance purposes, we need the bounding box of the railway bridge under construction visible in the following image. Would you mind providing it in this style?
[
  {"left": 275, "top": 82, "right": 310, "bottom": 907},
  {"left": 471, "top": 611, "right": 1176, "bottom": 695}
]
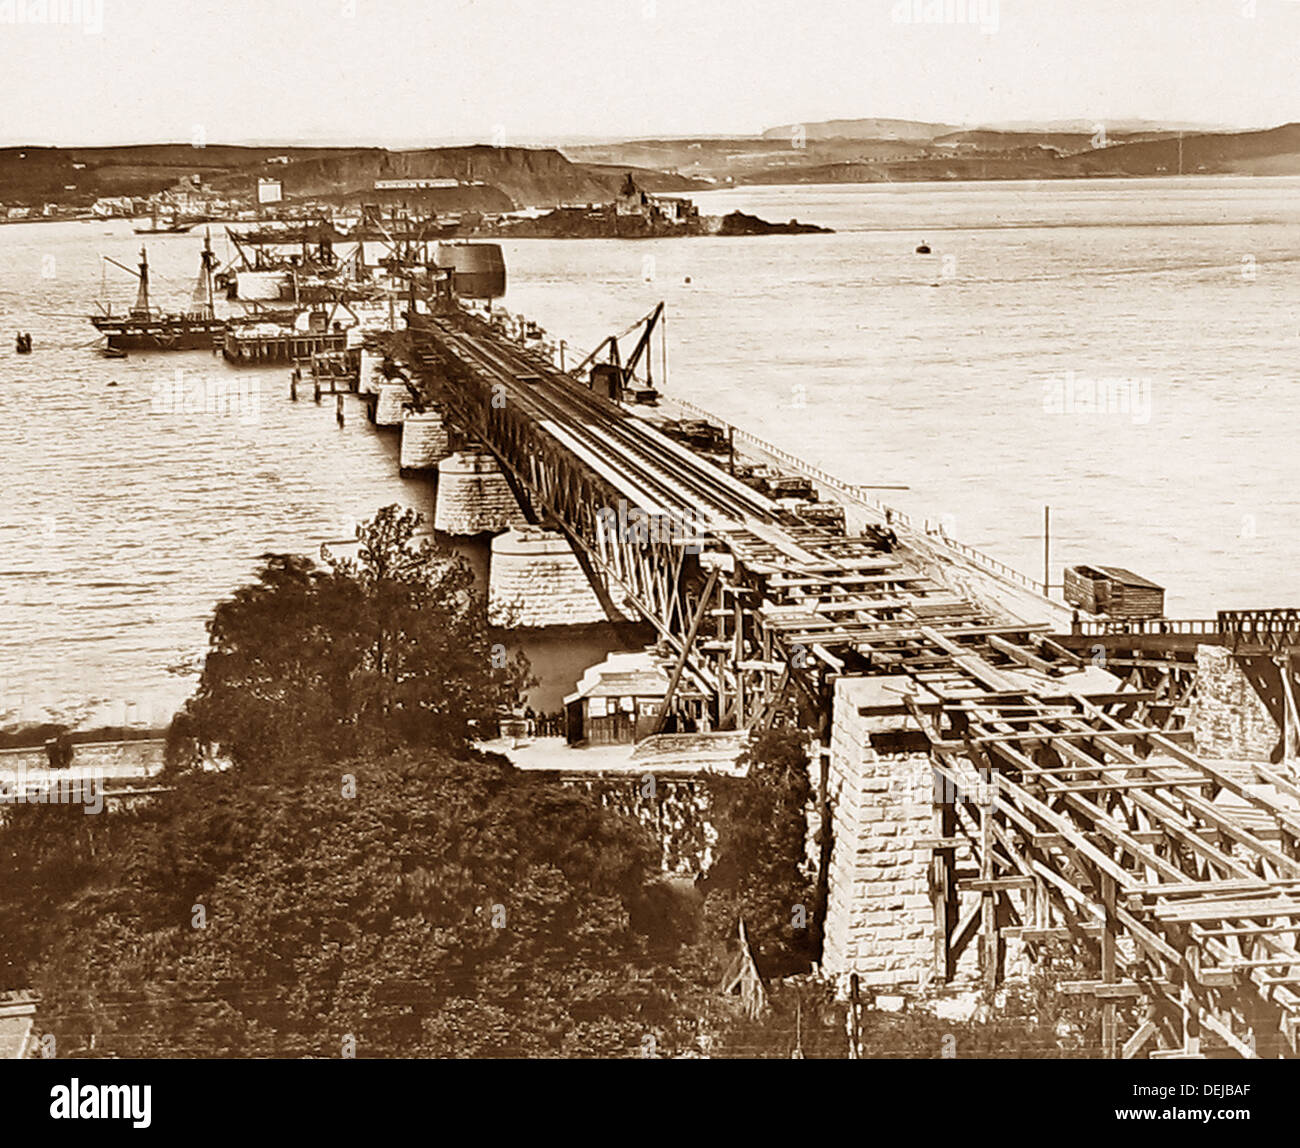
[{"left": 398, "top": 304, "right": 1300, "bottom": 1060}]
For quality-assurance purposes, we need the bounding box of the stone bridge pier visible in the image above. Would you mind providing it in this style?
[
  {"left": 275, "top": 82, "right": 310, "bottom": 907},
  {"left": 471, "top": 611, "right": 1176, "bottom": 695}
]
[{"left": 430, "top": 452, "right": 611, "bottom": 628}]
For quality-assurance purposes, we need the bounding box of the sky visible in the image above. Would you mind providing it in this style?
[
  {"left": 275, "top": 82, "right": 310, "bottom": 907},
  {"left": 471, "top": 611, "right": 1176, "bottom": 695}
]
[{"left": 1, "top": 0, "right": 1298, "bottom": 146}]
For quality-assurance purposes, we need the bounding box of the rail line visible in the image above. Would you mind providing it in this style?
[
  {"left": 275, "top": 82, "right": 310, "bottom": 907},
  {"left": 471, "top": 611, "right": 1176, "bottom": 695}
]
[
  {"left": 443, "top": 318, "right": 775, "bottom": 526},
  {"left": 404, "top": 304, "right": 1300, "bottom": 1059}
]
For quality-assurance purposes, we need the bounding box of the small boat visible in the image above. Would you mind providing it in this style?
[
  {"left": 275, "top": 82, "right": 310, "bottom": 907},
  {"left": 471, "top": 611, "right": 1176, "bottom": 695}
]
[
  {"left": 133, "top": 201, "right": 194, "bottom": 234},
  {"left": 916, "top": 241, "right": 932, "bottom": 255},
  {"left": 98, "top": 345, "right": 128, "bottom": 359},
  {"left": 14, "top": 332, "right": 32, "bottom": 353}
]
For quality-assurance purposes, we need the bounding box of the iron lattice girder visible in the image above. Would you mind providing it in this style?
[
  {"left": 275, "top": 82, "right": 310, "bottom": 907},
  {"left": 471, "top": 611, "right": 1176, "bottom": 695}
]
[
  {"left": 411, "top": 321, "right": 825, "bottom": 724},
  {"left": 1220, "top": 608, "right": 1300, "bottom": 655},
  {"left": 412, "top": 315, "right": 1030, "bottom": 726}
]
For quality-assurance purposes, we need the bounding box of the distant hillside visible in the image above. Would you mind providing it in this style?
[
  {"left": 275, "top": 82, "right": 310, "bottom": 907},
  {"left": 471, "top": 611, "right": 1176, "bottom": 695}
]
[
  {"left": 571, "top": 162, "right": 708, "bottom": 195},
  {"left": 762, "top": 118, "right": 956, "bottom": 142},
  {"left": 576, "top": 122, "right": 1300, "bottom": 186},
  {"left": 1061, "top": 122, "right": 1300, "bottom": 176},
  {"left": 232, "top": 146, "right": 614, "bottom": 207},
  {"left": 764, "top": 118, "right": 1236, "bottom": 142},
  {"left": 975, "top": 119, "right": 1233, "bottom": 135},
  {"left": 0, "top": 144, "right": 361, "bottom": 203},
  {"left": 9, "top": 123, "right": 1298, "bottom": 212},
  {"left": 0, "top": 143, "right": 707, "bottom": 211}
]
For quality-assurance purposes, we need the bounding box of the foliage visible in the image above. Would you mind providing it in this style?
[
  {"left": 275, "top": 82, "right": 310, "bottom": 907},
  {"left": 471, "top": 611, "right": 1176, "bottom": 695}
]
[
  {"left": 705, "top": 960, "right": 1103, "bottom": 1059},
  {"left": 701, "top": 727, "right": 817, "bottom": 976},
  {"left": 22, "top": 750, "right": 714, "bottom": 1058},
  {"left": 708, "top": 976, "right": 849, "bottom": 1058},
  {"left": 1, "top": 504, "right": 722, "bottom": 1056},
  {"left": 0, "top": 800, "right": 125, "bottom": 989},
  {"left": 168, "top": 505, "right": 532, "bottom": 772}
]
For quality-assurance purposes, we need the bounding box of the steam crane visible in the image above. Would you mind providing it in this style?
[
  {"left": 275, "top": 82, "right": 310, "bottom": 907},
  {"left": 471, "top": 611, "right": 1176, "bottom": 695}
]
[{"left": 571, "top": 301, "right": 665, "bottom": 404}]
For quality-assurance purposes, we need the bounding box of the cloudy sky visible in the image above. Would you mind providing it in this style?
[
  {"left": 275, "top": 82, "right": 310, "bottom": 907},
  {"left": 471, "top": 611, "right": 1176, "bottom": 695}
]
[{"left": 3, "top": 0, "right": 1298, "bottom": 145}]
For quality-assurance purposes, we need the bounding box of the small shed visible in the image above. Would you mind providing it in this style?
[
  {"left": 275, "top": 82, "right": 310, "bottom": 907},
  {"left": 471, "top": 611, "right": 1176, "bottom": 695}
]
[
  {"left": 564, "top": 652, "right": 668, "bottom": 745},
  {"left": 1064, "top": 565, "right": 1165, "bottom": 619},
  {"left": 589, "top": 362, "right": 622, "bottom": 400}
]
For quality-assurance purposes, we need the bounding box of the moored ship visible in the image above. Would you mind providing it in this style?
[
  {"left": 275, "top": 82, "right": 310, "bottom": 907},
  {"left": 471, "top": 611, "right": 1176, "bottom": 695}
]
[{"left": 90, "top": 232, "right": 225, "bottom": 351}]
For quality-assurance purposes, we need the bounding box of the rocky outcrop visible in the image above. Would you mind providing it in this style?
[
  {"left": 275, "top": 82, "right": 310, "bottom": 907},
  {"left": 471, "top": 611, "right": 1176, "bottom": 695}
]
[{"left": 714, "top": 210, "right": 832, "bottom": 235}]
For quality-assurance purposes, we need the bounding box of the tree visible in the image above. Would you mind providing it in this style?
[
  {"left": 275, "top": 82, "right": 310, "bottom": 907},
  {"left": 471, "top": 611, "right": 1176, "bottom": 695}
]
[
  {"left": 28, "top": 750, "right": 713, "bottom": 1058},
  {"left": 701, "top": 727, "right": 817, "bottom": 976},
  {"left": 170, "top": 505, "right": 531, "bottom": 772},
  {"left": 2, "top": 504, "right": 720, "bottom": 1056}
]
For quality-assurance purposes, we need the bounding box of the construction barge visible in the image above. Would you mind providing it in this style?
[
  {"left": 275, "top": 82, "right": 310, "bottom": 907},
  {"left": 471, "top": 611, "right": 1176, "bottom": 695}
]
[{"left": 220, "top": 324, "right": 351, "bottom": 364}]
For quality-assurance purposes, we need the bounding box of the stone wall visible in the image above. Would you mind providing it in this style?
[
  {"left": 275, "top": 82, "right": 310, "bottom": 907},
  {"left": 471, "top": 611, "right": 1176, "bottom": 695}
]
[
  {"left": 823, "top": 678, "right": 935, "bottom": 989},
  {"left": 1191, "top": 644, "right": 1279, "bottom": 761},
  {"left": 400, "top": 409, "right": 450, "bottom": 471},
  {"left": 374, "top": 383, "right": 411, "bottom": 427},
  {"left": 488, "top": 527, "right": 610, "bottom": 627},
  {"left": 559, "top": 773, "right": 714, "bottom": 875},
  {"left": 433, "top": 451, "right": 526, "bottom": 536}
]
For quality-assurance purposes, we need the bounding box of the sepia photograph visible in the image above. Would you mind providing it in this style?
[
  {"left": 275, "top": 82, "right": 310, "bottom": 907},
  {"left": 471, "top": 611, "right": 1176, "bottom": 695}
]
[{"left": 1, "top": 0, "right": 1296, "bottom": 1127}]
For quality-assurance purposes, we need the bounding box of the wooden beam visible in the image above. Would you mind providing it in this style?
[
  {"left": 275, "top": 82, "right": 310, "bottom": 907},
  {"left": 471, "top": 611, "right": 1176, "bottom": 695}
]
[{"left": 654, "top": 568, "right": 720, "bottom": 733}]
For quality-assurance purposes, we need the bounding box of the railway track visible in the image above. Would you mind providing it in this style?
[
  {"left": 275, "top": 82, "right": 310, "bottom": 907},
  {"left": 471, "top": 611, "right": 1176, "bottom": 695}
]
[{"left": 436, "top": 316, "right": 777, "bottom": 527}]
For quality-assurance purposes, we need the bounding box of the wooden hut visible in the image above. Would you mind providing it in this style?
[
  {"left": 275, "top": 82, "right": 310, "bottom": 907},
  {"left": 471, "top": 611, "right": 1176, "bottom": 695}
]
[
  {"left": 564, "top": 652, "right": 668, "bottom": 746},
  {"left": 1064, "top": 565, "right": 1166, "bottom": 620}
]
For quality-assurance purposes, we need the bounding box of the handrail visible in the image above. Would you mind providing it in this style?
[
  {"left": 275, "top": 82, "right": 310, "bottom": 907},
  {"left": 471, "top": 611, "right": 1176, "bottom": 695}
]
[
  {"left": 1074, "top": 618, "right": 1222, "bottom": 636},
  {"left": 665, "top": 396, "right": 1047, "bottom": 596}
]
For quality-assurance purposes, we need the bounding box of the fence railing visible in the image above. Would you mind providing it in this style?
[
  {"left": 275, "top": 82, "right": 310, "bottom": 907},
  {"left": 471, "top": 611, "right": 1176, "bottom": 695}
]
[
  {"left": 1074, "top": 618, "right": 1222, "bottom": 637},
  {"left": 666, "top": 396, "right": 1047, "bottom": 597}
]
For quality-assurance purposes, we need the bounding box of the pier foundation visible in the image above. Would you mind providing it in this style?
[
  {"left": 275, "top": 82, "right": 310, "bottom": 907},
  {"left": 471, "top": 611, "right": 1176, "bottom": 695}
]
[
  {"left": 374, "top": 382, "right": 411, "bottom": 427},
  {"left": 433, "top": 451, "right": 526, "bottom": 536},
  {"left": 1191, "top": 644, "right": 1281, "bottom": 761},
  {"left": 487, "top": 526, "right": 612, "bottom": 627},
  {"left": 823, "top": 678, "right": 941, "bottom": 990},
  {"left": 400, "top": 408, "right": 450, "bottom": 473},
  {"left": 358, "top": 348, "right": 390, "bottom": 396}
]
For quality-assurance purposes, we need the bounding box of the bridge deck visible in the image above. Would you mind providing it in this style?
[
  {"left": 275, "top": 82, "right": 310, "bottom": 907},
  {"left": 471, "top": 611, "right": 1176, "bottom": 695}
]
[{"left": 408, "top": 306, "right": 1300, "bottom": 1057}]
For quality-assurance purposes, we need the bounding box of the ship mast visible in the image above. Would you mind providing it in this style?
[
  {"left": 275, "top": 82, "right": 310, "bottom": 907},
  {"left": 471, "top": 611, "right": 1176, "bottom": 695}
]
[
  {"left": 192, "top": 229, "right": 218, "bottom": 319},
  {"left": 132, "top": 247, "right": 151, "bottom": 317}
]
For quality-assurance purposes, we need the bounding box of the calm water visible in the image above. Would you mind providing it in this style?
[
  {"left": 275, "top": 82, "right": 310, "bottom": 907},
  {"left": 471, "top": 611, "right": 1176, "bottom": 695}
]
[{"left": 2, "top": 178, "right": 1298, "bottom": 723}]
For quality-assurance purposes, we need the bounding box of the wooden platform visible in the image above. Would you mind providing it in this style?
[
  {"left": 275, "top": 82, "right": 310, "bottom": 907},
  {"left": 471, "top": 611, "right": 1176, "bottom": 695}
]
[{"left": 221, "top": 328, "right": 349, "bottom": 365}]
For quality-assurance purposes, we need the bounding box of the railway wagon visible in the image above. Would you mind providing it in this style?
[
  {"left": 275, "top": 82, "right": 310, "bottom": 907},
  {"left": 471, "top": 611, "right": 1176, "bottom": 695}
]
[{"left": 1064, "top": 564, "right": 1165, "bottom": 619}]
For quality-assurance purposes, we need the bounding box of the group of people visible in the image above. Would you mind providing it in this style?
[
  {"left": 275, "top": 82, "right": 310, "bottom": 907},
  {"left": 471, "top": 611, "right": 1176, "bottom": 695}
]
[
  {"left": 14, "top": 331, "right": 32, "bottom": 353},
  {"left": 520, "top": 707, "right": 565, "bottom": 738}
]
